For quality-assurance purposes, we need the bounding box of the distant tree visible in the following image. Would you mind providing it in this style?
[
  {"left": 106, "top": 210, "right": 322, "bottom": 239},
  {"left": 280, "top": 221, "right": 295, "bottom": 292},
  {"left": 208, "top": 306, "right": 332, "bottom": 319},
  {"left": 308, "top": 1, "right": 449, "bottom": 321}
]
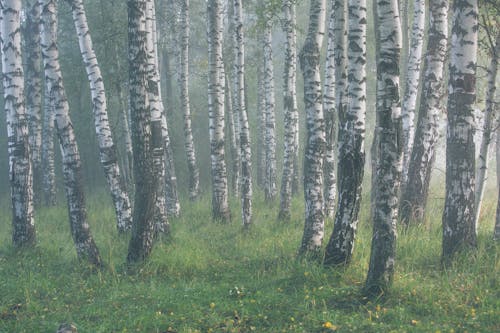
[
  {"left": 278, "top": 0, "right": 299, "bottom": 221},
  {"left": 324, "top": 0, "right": 367, "bottom": 266},
  {"left": 67, "top": 0, "right": 133, "bottom": 232},
  {"left": 127, "top": 0, "right": 159, "bottom": 262},
  {"left": 442, "top": 0, "right": 478, "bottom": 262},
  {"left": 298, "top": 0, "right": 326, "bottom": 257},
  {"left": 41, "top": 82, "right": 56, "bottom": 206},
  {"left": 40, "top": 0, "right": 101, "bottom": 265},
  {"left": 400, "top": 0, "right": 449, "bottom": 225},
  {"left": 207, "top": 0, "right": 231, "bottom": 222},
  {"left": 1, "top": 0, "right": 36, "bottom": 247},
  {"left": 365, "top": 0, "right": 402, "bottom": 295},
  {"left": 232, "top": 0, "right": 252, "bottom": 227}
]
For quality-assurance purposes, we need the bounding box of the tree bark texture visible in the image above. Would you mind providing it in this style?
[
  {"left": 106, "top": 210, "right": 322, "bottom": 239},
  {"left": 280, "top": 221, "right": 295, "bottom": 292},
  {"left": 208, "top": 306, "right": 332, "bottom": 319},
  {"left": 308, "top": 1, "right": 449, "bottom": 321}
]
[
  {"left": 40, "top": 0, "right": 101, "bottom": 266},
  {"left": 442, "top": 0, "right": 478, "bottom": 262},
  {"left": 324, "top": 0, "right": 366, "bottom": 266},
  {"left": 232, "top": 0, "right": 252, "bottom": 227},
  {"left": 41, "top": 79, "right": 57, "bottom": 206},
  {"left": 207, "top": 0, "right": 231, "bottom": 222},
  {"left": 68, "top": 0, "right": 133, "bottom": 232},
  {"left": 365, "top": 0, "right": 403, "bottom": 296},
  {"left": 279, "top": 0, "right": 299, "bottom": 221},
  {"left": 401, "top": 0, "right": 425, "bottom": 183},
  {"left": 299, "top": 0, "right": 326, "bottom": 257},
  {"left": 400, "top": 0, "right": 448, "bottom": 224},
  {"left": 1, "top": 0, "right": 36, "bottom": 247},
  {"left": 127, "top": 0, "right": 158, "bottom": 262}
]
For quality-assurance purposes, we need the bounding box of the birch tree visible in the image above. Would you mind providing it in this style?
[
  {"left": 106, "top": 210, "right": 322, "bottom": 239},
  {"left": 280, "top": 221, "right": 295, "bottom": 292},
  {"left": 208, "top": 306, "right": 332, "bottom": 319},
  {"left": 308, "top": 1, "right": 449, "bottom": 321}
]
[
  {"left": 401, "top": 0, "right": 425, "bottom": 182},
  {"left": 442, "top": 0, "right": 478, "bottom": 261},
  {"left": 233, "top": 0, "right": 252, "bottom": 227},
  {"left": 278, "top": 0, "right": 298, "bottom": 221},
  {"left": 256, "top": 64, "right": 266, "bottom": 188},
  {"left": 179, "top": 0, "right": 200, "bottom": 201},
  {"left": 40, "top": 0, "right": 101, "bottom": 265},
  {"left": 365, "top": 0, "right": 402, "bottom": 295},
  {"left": 400, "top": 0, "right": 448, "bottom": 224},
  {"left": 127, "top": 0, "right": 159, "bottom": 262},
  {"left": 208, "top": 0, "right": 231, "bottom": 222},
  {"left": 41, "top": 81, "right": 56, "bottom": 206},
  {"left": 67, "top": 0, "right": 133, "bottom": 232},
  {"left": 324, "top": 0, "right": 366, "bottom": 266},
  {"left": 1, "top": 0, "right": 36, "bottom": 247},
  {"left": 24, "top": 0, "right": 43, "bottom": 204},
  {"left": 298, "top": 0, "right": 326, "bottom": 257},
  {"left": 322, "top": 0, "right": 337, "bottom": 219}
]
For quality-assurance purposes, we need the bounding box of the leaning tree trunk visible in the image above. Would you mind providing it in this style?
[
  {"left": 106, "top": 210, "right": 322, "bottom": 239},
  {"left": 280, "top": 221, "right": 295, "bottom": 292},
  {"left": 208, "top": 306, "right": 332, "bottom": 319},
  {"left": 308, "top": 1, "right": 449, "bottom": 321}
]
[
  {"left": 442, "top": 0, "right": 478, "bottom": 262},
  {"left": 207, "top": 0, "right": 231, "bottom": 222},
  {"left": 278, "top": 0, "right": 299, "bottom": 221},
  {"left": 474, "top": 32, "right": 499, "bottom": 233},
  {"left": 40, "top": 0, "right": 101, "bottom": 266},
  {"left": 399, "top": 0, "right": 449, "bottom": 225},
  {"left": 322, "top": 0, "right": 337, "bottom": 219},
  {"left": 263, "top": 11, "right": 277, "bottom": 202},
  {"left": 298, "top": 0, "right": 326, "bottom": 257},
  {"left": 24, "top": 0, "right": 43, "bottom": 205},
  {"left": 324, "top": 0, "right": 367, "bottom": 266},
  {"left": 365, "top": 0, "right": 403, "bottom": 296},
  {"left": 225, "top": 74, "right": 240, "bottom": 196},
  {"left": 401, "top": 0, "right": 425, "bottom": 183},
  {"left": 68, "top": 0, "right": 133, "bottom": 232},
  {"left": 41, "top": 80, "right": 57, "bottom": 206},
  {"left": 233, "top": 0, "right": 252, "bottom": 227},
  {"left": 127, "top": 0, "right": 160, "bottom": 262},
  {"left": 179, "top": 0, "right": 200, "bottom": 201},
  {"left": 1, "top": 0, "right": 36, "bottom": 247}
]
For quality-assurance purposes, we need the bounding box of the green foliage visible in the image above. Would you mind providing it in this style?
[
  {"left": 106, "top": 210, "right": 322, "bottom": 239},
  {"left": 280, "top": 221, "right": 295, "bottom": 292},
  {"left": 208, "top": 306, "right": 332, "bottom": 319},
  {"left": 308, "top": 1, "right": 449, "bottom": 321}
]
[{"left": 0, "top": 190, "right": 498, "bottom": 332}]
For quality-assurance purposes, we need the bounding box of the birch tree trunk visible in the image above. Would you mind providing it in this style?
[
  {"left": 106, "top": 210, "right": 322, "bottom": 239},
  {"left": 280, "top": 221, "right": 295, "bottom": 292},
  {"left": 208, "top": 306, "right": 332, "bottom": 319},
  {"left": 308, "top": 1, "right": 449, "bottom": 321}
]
[
  {"left": 324, "top": 0, "right": 366, "bottom": 266},
  {"left": 263, "top": 11, "right": 277, "bottom": 202},
  {"left": 298, "top": 0, "right": 326, "bottom": 257},
  {"left": 365, "top": 0, "right": 402, "bottom": 296},
  {"left": 474, "top": 32, "right": 499, "bottom": 233},
  {"left": 256, "top": 64, "right": 266, "bottom": 189},
  {"left": 40, "top": 0, "right": 101, "bottom": 266},
  {"left": 208, "top": 0, "right": 231, "bottom": 222},
  {"left": 233, "top": 0, "right": 252, "bottom": 227},
  {"left": 225, "top": 73, "right": 240, "bottom": 197},
  {"left": 400, "top": 0, "right": 448, "bottom": 224},
  {"left": 179, "top": 0, "right": 200, "bottom": 201},
  {"left": 67, "top": 0, "right": 132, "bottom": 232},
  {"left": 127, "top": 0, "right": 159, "bottom": 262},
  {"left": 1, "top": 0, "right": 36, "bottom": 247},
  {"left": 401, "top": 0, "right": 425, "bottom": 182},
  {"left": 322, "top": 0, "right": 337, "bottom": 219},
  {"left": 442, "top": 0, "right": 478, "bottom": 262},
  {"left": 24, "top": 0, "right": 43, "bottom": 205},
  {"left": 41, "top": 80, "right": 56, "bottom": 206},
  {"left": 279, "top": 0, "right": 299, "bottom": 221}
]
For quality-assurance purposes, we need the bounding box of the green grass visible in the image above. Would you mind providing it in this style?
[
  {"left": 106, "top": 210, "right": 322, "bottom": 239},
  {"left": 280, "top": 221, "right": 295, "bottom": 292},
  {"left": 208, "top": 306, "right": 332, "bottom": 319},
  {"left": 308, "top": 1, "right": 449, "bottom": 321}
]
[{"left": 0, "top": 190, "right": 498, "bottom": 333}]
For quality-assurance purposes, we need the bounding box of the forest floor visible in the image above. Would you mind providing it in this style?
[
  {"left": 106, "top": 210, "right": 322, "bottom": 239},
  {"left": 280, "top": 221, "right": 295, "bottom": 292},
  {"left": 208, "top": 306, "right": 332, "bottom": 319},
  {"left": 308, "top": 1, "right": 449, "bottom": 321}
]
[{"left": 0, "top": 190, "right": 498, "bottom": 332}]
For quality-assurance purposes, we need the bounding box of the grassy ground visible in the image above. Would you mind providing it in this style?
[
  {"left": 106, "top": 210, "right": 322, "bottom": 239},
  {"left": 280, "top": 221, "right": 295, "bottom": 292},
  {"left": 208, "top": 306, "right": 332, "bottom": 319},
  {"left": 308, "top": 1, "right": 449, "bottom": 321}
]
[{"left": 0, "top": 190, "right": 498, "bottom": 333}]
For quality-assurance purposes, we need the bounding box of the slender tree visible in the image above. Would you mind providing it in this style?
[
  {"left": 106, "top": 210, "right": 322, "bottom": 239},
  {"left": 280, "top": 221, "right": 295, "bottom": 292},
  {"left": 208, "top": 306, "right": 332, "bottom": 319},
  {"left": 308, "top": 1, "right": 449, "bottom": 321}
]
[
  {"left": 278, "top": 0, "right": 299, "bottom": 221},
  {"left": 401, "top": 0, "right": 425, "bottom": 182},
  {"left": 442, "top": 0, "right": 478, "bottom": 262},
  {"left": 256, "top": 63, "right": 266, "bottom": 189},
  {"left": 233, "top": 0, "right": 252, "bottom": 227},
  {"left": 24, "top": 0, "right": 43, "bottom": 204},
  {"left": 40, "top": 0, "right": 101, "bottom": 265},
  {"left": 324, "top": 0, "right": 367, "bottom": 266},
  {"left": 179, "top": 0, "right": 200, "bottom": 201},
  {"left": 365, "top": 0, "right": 402, "bottom": 295},
  {"left": 225, "top": 72, "right": 240, "bottom": 196},
  {"left": 207, "top": 0, "right": 231, "bottom": 222},
  {"left": 322, "top": 0, "right": 337, "bottom": 219},
  {"left": 400, "top": 0, "right": 449, "bottom": 224},
  {"left": 41, "top": 80, "right": 56, "bottom": 206},
  {"left": 298, "top": 0, "right": 326, "bottom": 257},
  {"left": 67, "top": 0, "right": 133, "bottom": 232},
  {"left": 1, "top": 0, "right": 36, "bottom": 247}
]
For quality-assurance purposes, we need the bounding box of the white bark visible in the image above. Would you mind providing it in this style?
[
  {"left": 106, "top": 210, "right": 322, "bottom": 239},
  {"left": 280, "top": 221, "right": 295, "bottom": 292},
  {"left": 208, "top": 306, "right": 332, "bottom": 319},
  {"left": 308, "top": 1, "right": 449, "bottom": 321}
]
[
  {"left": 40, "top": 0, "right": 101, "bottom": 265},
  {"left": 401, "top": 0, "right": 425, "bottom": 182},
  {"left": 41, "top": 78, "right": 56, "bottom": 206},
  {"left": 1, "top": 0, "right": 36, "bottom": 246}
]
